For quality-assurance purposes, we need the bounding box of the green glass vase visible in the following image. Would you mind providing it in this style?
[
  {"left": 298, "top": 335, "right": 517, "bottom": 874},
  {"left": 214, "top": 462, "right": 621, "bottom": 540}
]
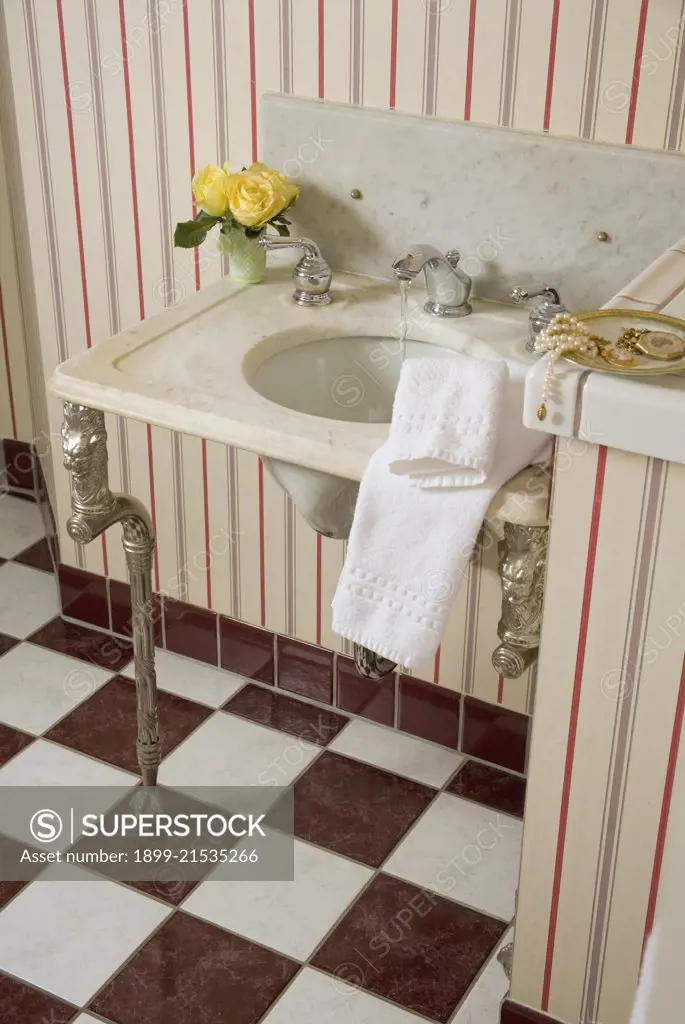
[{"left": 220, "top": 228, "right": 266, "bottom": 284}]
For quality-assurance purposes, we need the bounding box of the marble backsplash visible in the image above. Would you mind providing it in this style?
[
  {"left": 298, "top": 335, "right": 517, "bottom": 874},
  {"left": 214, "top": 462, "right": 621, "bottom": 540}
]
[{"left": 262, "top": 95, "right": 685, "bottom": 312}]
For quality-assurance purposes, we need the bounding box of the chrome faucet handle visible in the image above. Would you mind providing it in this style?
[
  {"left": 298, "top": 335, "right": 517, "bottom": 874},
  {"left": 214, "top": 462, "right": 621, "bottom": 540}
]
[
  {"left": 510, "top": 285, "right": 567, "bottom": 354},
  {"left": 258, "top": 234, "right": 332, "bottom": 306},
  {"left": 445, "top": 249, "right": 461, "bottom": 268}
]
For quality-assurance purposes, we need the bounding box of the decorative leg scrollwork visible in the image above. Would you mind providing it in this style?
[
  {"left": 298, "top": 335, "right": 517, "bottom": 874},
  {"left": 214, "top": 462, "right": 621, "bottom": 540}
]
[
  {"left": 62, "top": 403, "right": 161, "bottom": 785},
  {"left": 491, "top": 523, "right": 549, "bottom": 680}
]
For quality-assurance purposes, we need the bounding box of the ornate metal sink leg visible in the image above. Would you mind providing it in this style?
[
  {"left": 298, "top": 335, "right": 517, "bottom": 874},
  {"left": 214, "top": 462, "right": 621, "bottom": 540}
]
[
  {"left": 61, "top": 403, "right": 161, "bottom": 785},
  {"left": 491, "top": 523, "right": 549, "bottom": 680}
]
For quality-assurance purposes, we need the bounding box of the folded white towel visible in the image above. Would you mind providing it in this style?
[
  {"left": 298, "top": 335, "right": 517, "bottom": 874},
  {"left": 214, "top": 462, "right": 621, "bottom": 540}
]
[
  {"left": 388, "top": 355, "right": 508, "bottom": 487},
  {"left": 332, "top": 357, "right": 551, "bottom": 669}
]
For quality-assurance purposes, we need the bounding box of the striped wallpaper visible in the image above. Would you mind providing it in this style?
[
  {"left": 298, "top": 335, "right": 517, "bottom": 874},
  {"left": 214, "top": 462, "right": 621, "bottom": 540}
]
[
  {"left": 1, "top": 0, "right": 685, "bottom": 709},
  {"left": 0, "top": 106, "right": 33, "bottom": 443},
  {"left": 512, "top": 440, "right": 685, "bottom": 1024}
]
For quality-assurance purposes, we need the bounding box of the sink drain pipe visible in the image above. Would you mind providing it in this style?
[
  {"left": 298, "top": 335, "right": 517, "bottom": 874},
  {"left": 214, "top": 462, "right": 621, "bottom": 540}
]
[{"left": 353, "top": 643, "right": 397, "bottom": 680}]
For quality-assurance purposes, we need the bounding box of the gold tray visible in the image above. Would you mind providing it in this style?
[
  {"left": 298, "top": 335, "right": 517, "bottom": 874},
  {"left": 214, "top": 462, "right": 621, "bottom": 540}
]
[{"left": 563, "top": 309, "right": 685, "bottom": 376}]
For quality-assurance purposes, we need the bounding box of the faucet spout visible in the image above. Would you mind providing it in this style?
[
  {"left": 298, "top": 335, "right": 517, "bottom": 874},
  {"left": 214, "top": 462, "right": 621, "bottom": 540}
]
[{"left": 392, "top": 244, "right": 472, "bottom": 318}]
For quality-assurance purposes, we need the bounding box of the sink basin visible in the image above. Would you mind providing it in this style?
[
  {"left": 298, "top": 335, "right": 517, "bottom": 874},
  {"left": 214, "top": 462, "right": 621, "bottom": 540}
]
[
  {"left": 252, "top": 334, "right": 460, "bottom": 537},
  {"left": 250, "top": 335, "right": 456, "bottom": 423}
]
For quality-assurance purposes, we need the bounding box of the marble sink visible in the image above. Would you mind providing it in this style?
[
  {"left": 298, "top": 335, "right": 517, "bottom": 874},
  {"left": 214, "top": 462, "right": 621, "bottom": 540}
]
[{"left": 49, "top": 264, "right": 535, "bottom": 536}]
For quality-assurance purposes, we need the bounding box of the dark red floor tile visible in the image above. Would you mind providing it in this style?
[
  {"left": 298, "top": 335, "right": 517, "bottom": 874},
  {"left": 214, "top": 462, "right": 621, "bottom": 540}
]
[
  {"left": 446, "top": 759, "right": 527, "bottom": 818},
  {"left": 0, "top": 722, "right": 33, "bottom": 767},
  {"left": 294, "top": 750, "right": 434, "bottom": 867},
  {"left": 27, "top": 617, "right": 132, "bottom": 672},
  {"left": 399, "top": 675, "right": 460, "bottom": 749},
  {"left": 224, "top": 683, "right": 347, "bottom": 745},
  {"left": 44, "top": 676, "right": 211, "bottom": 774},
  {"left": 59, "top": 564, "right": 110, "bottom": 630},
  {"left": 462, "top": 696, "right": 529, "bottom": 774},
  {"left": 311, "top": 873, "right": 506, "bottom": 1022},
  {"left": 220, "top": 616, "right": 274, "bottom": 684},
  {"left": 90, "top": 912, "right": 299, "bottom": 1024},
  {"left": 336, "top": 656, "right": 395, "bottom": 726},
  {"left": 13, "top": 537, "right": 53, "bottom": 573},
  {"left": 110, "top": 578, "right": 163, "bottom": 644},
  {"left": 277, "top": 637, "right": 333, "bottom": 703},
  {"left": 501, "top": 1000, "right": 552, "bottom": 1023},
  {"left": 0, "top": 632, "right": 19, "bottom": 657},
  {"left": 0, "top": 971, "right": 77, "bottom": 1023},
  {"left": 165, "top": 597, "right": 217, "bottom": 665}
]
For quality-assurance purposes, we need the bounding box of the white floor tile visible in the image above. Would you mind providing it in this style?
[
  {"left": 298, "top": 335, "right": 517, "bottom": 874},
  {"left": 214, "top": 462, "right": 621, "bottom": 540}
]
[
  {"left": 0, "top": 740, "right": 138, "bottom": 850},
  {"left": 73, "top": 1017, "right": 104, "bottom": 1024},
  {"left": 0, "top": 738, "right": 137, "bottom": 786},
  {"left": 452, "top": 930, "right": 512, "bottom": 1023},
  {"left": 184, "top": 838, "right": 372, "bottom": 961},
  {"left": 159, "top": 710, "right": 320, "bottom": 790},
  {"left": 329, "top": 719, "right": 463, "bottom": 788},
  {"left": 0, "top": 563, "right": 60, "bottom": 638},
  {"left": 262, "top": 967, "right": 422, "bottom": 1023},
  {"left": 0, "top": 866, "right": 170, "bottom": 1005},
  {"left": 0, "top": 495, "right": 44, "bottom": 558},
  {"left": 0, "top": 644, "right": 111, "bottom": 734},
  {"left": 122, "top": 648, "right": 245, "bottom": 708},
  {"left": 383, "top": 793, "right": 522, "bottom": 921}
]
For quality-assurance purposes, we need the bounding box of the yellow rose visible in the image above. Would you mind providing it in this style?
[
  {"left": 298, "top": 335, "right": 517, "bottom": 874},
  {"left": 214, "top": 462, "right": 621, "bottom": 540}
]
[
  {"left": 226, "top": 162, "right": 299, "bottom": 229},
  {"left": 192, "top": 163, "right": 229, "bottom": 217}
]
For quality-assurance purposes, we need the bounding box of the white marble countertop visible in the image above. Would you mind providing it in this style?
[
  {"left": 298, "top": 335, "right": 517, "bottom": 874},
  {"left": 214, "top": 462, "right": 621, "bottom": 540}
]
[{"left": 48, "top": 264, "right": 534, "bottom": 483}]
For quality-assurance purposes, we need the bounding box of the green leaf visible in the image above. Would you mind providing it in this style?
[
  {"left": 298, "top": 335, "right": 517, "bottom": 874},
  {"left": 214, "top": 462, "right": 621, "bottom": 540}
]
[{"left": 173, "top": 211, "right": 221, "bottom": 248}]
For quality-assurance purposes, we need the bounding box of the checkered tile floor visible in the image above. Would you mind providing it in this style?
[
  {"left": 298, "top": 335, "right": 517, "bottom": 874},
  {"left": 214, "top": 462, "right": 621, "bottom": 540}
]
[{"left": 0, "top": 495, "right": 524, "bottom": 1023}]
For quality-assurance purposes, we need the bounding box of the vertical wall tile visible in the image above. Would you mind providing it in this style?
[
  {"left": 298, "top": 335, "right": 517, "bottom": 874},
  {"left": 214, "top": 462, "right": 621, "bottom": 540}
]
[
  {"left": 277, "top": 636, "right": 333, "bottom": 704},
  {"left": 399, "top": 675, "right": 460, "bottom": 749},
  {"left": 164, "top": 596, "right": 217, "bottom": 666},
  {"left": 220, "top": 615, "right": 275, "bottom": 684}
]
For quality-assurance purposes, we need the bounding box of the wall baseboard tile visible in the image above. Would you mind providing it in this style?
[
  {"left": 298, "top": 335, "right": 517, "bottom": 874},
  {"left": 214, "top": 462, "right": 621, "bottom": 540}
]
[
  {"left": 501, "top": 1000, "right": 562, "bottom": 1023},
  {"left": 57, "top": 561, "right": 531, "bottom": 777}
]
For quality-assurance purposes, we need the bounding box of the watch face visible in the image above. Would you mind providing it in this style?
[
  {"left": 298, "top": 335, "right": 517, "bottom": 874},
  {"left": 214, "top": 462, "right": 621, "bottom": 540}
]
[{"left": 635, "top": 330, "right": 685, "bottom": 361}]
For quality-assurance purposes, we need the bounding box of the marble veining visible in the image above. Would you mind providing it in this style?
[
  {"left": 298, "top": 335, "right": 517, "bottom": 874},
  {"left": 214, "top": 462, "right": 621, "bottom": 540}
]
[{"left": 262, "top": 95, "right": 685, "bottom": 312}]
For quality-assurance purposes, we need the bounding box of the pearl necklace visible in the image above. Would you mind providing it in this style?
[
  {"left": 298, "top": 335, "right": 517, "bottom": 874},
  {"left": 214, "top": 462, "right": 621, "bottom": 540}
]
[{"left": 533, "top": 313, "right": 600, "bottom": 421}]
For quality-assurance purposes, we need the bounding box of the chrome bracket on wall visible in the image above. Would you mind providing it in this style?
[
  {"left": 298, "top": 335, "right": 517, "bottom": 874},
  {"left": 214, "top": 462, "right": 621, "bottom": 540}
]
[
  {"left": 353, "top": 642, "right": 397, "bottom": 681},
  {"left": 492, "top": 523, "right": 549, "bottom": 680},
  {"left": 61, "top": 402, "right": 161, "bottom": 785}
]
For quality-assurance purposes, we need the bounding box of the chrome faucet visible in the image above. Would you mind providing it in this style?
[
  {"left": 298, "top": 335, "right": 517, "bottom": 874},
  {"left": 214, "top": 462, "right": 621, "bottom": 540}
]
[
  {"left": 258, "top": 235, "right": 332, "bottom": 306},
  {"left": 510, "top": 286, "right": 568, "bottom": 354},
  {"left": 392, "top": 244, "right": 472, "bottom": 318}
]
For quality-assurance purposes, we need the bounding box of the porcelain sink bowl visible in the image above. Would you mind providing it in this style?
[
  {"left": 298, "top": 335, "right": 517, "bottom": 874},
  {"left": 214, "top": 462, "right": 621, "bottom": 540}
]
[{"left": 250, "top": 335, "right": 456, "bottom": 423}]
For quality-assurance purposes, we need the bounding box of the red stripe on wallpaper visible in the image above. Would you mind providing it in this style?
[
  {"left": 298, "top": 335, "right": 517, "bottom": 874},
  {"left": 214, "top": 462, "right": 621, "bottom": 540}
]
[
  {"left": 56, "top": 0, "right": 92, "bottom": 351},
  {"left": 0, "top": 282, "right": 17, "bottom": 439},
  {"left": 258, "top": 458, "right": 266, "bottom": 626},
  {"left": 543, "top": 0, "right": 561, "bottom": 132},
  {"left": 318, "top": 0, "right": 325, "bottom": 99},
  {"left": 182, "top": 0, "right": 201, "bottom": 292},
  {"left": 542, "top": 445, "right": 608, "bottom": 1011},
  {"left": 248, "top": 0, "right": 258, "bottom": 162},
  {"left": 433, "top": 648, "right": 442, "bottom": 685},
  {"left": 625, "top": 0, "right": 651, "bottom": 144},
  {"left": 642, "top": 654, "right": 685, "bottom": 955},
  {"left": 464, "top": 0, "right": 478, "bottom": 121},
  {"left": 389, "top": 0, "right": 399, "bottom": 109},
  {"left": 119, "top": 0, "right": 145, "bottom": 322},
  {"left": 316, "top": 533, "right": 322, "bottom": 646},
  {"left": 497, "top": 674, "right": 504, "bottom": 704}
]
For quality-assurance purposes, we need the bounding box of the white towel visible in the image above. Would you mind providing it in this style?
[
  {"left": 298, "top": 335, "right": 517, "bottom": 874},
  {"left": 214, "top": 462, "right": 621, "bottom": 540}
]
[
  {"left": 332, "top": 357, "right": 551, "bottom": 669},
  {"left": 388, "top": 355, "right": 509, "bottom": 487}
]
